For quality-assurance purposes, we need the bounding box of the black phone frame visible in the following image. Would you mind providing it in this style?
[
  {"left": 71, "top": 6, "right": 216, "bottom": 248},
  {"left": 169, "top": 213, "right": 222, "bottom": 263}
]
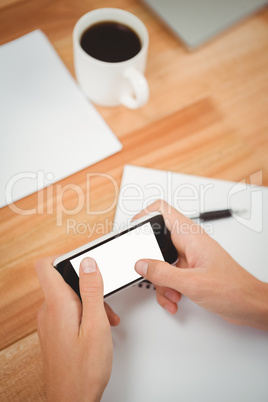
[{"left": 54, "top": 214, "right": 178, "bottom": 299}]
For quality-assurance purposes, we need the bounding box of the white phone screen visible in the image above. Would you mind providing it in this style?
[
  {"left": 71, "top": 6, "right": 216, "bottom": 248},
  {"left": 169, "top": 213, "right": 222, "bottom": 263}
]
[{"left": 70, "top": 222, "right": 164, "bottom": 296}]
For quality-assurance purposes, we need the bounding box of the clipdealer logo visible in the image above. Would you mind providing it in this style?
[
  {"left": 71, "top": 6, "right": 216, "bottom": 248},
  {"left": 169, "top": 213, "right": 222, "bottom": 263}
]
[
  {"left": 227, "top": 171, "right": 263, "bottom": 232},
  {"left": 5, "top": 169, "right": 264, "bottom": 234},
  {"left": 5, "top": 171, "right": 119, "bottom": 226}
]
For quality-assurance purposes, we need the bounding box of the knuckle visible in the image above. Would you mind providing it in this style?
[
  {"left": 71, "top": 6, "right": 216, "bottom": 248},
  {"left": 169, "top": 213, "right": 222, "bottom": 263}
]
[
  {"left": 187, "top": 282, "right": 199, "bottom": 299},
  {"left": 45, "top": 294, "right": 59, "bottom": 310},
  {"left": 149, "top": 261, "right": 167, "bottom": 285},
  {"left": 45, "top": 296, "right": 64, "bottom": 318},
  {"left": 184, "top": 271, "right": 202, "bottom": 299},
  {"left": 80, "top": 279, "right": 101, "bottom": 296},
  {"left": 35, "top": 258, "right": 44, "bottom": 273},
  {"left": 35, "top": 257, "right": 50, "bottom": 271},
  {"left": 156, "top": 291, "right": 165, "bottom": 307}
]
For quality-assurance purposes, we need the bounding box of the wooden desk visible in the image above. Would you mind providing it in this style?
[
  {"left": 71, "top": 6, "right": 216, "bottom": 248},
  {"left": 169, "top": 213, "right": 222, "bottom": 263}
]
[{"left": 0, "top": 0, "right": 267, "bottom": 400}]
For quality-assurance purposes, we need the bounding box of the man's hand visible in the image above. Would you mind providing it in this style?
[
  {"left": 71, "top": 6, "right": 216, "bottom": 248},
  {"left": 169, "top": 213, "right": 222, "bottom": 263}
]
[
  {"left": 134, "top": 200, "right": 268, "bottom": 331},
  {"left": 36, "top": 256, "right": 119, "bottom": 402}
]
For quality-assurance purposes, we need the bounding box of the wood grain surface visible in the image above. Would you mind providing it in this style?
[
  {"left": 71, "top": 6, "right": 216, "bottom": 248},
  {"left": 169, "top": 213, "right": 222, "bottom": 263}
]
[{"left": 0, "top": 0, "right": 268, "bottom": 400}]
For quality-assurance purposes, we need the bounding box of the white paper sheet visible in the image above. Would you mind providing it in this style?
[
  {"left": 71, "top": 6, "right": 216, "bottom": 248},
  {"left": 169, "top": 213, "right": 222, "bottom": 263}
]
[
  {"left": 102, "top": 165, "right": 268, "bottom": 402},
  {"left": 0, "top": 30, "right": 122, "bottom": 208}
]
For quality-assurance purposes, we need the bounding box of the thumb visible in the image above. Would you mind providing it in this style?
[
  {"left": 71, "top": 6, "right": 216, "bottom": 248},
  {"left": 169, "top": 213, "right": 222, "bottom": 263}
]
[
  {"left": 79, "top": 257, "right": 106, "bottom": 330},
  {"left": 135, "top": 259, "right": 190, "bottom": 295}
]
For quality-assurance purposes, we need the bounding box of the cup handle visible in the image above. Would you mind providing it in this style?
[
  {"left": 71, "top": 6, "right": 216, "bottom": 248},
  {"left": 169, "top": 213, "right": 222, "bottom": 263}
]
[{"left": 120, "top": 68, "right": 149, "bottom": 109}]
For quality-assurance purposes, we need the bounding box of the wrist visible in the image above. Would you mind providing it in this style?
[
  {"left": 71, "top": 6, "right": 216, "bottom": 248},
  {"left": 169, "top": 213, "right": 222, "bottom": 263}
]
[
  {"left": 252, "top": 279, "right": 268, "bottom": 331},
  {"left": 241, "top": 276, "right": 268, "bottom": 331},
  {"left": 47, "top": 385, "right": 103, "bottom": 402}
]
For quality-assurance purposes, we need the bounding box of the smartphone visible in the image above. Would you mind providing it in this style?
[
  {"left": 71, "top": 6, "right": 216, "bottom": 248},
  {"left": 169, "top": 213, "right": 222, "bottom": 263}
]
[{"left": 53, "top": 212, "right": 178, "bottom": 299}]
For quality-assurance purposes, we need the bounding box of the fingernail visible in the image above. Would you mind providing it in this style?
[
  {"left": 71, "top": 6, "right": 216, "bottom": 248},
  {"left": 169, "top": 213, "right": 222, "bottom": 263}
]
[
  {"left": 81, "top": 257, "right": 96, "bottom": 273},
  {"left": 164, "top": 304, "right": 175, "bottom": 314},
  {"left": 135, "top": 260, "right": 148, "bottom": 277},
  {"left": 165, "top": 290, "right": 179, "bottom": 303}
]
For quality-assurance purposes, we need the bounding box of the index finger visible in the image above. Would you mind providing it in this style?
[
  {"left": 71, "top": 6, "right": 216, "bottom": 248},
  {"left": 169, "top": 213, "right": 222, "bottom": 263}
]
[
  {"left": 35, "top": 256, "right": 78, "bottom": 305},
  {"left": 132, "top": 199, "right": 204, "bottom": 255}
]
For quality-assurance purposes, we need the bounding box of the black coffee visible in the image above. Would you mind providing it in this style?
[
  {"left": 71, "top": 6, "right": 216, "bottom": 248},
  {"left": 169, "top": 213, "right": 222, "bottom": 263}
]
[{"left": 80, "top": 21, "right": 141, "bottom": 63}]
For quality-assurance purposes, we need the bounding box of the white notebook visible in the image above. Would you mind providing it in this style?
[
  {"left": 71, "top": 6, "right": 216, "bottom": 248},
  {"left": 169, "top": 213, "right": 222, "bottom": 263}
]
[
  {"left": 102, "top": 165, "right": 268, "bottom": 402},
  {"left": 143, "top": 0, "right": 267, "bottom": 49},
  {"left": 0, "top": 30, "right": 122, "bottom": 208}
]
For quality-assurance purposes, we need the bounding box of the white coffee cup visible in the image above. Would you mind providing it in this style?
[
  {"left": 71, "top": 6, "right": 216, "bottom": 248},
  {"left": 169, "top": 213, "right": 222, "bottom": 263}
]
[{"left": 73, "top": 8, "right": 149, "bottom": 109}]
